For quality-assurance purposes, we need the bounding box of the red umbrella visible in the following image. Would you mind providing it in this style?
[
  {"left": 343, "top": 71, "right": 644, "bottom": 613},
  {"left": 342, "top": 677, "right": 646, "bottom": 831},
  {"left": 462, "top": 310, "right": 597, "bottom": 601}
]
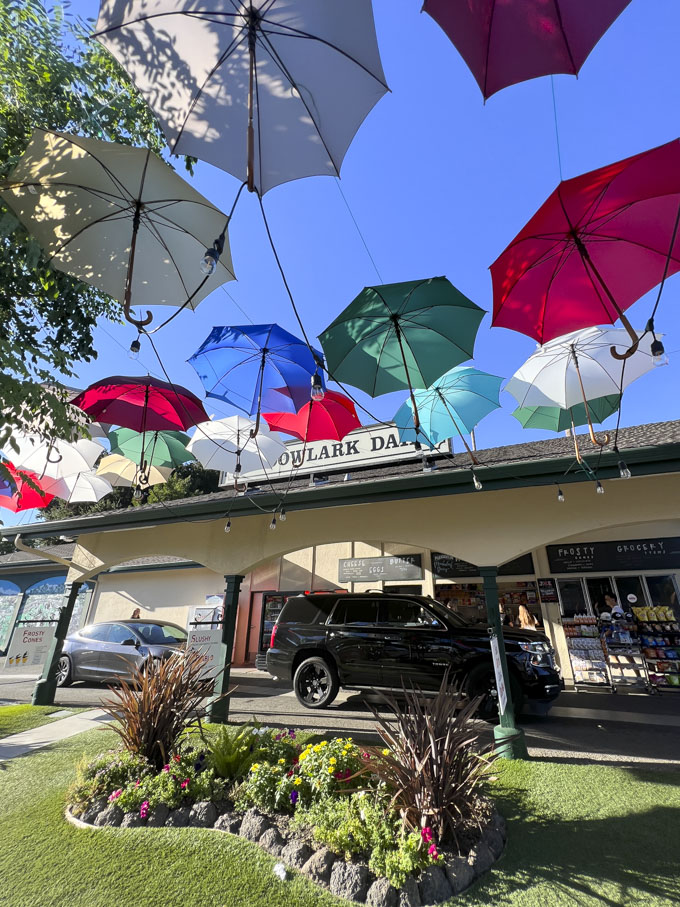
[
  {"left": 263, "top": 391, "right": 361, "bottom": 443},
  {"left": 491, "top": 138, "right": 680, "bottom": 352},
  {"left": 423, "top": 0, "right": 631, "bottom": 100},
  {"left": 71, "top": 376, "right": 208, "bottom": 432},
  {"left": 0, "top": 463, "right": 54, "bottom": 512}
]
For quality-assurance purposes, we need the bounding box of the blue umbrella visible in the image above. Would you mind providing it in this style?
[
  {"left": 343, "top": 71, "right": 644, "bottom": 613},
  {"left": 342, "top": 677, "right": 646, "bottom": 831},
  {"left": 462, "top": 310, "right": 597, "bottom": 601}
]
[
  {"left": 187, "top": 324, "right": 325, "bottom": 430},
  {"left": 393, "top": 366, "right": 503, "bottom": 458}
]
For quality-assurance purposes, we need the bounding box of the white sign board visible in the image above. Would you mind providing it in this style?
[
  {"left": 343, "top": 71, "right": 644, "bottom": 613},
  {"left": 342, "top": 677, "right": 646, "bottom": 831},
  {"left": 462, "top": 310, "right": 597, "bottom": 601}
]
[
  {"left": 490, "top": 635, "right": 508, "bottom": 715},
  {"left": 187, "top": 628, "right": 223, "bottom": 680},
  {"left": 3, "top": 625, "right": 55, "bottom": 672},
  {"left": 220, "top": 423, "right": 449, "bottom": 484}
]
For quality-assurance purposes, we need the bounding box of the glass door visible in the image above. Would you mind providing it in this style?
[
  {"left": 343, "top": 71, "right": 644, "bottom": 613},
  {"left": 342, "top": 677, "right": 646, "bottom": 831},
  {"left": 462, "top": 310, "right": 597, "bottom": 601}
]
[
  {"left": 585, "top": 577, "right": 616, "bottom": 617},
  {"left": 556, "top": 578, "right": 590, "bottom": 617},
  {"left": 645, "top": 575, "right": 680, "bottom": 620},
  {"left": 613, "top": 576, "right": 647, "bottom": 612}
]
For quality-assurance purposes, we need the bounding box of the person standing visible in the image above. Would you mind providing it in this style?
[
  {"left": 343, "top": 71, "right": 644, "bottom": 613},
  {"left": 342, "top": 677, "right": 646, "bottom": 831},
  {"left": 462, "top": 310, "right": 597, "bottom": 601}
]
[
  {"left": 130, "top": 608, "right": 141, "bottom": 619},
  {"left": 518, "top": 604, "right": 539, "bottom": 630}
]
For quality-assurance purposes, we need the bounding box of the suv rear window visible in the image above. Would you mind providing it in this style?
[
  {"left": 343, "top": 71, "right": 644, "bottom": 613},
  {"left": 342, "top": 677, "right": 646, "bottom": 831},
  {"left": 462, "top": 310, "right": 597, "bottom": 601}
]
[{"left": 279, "top": 596, "right": 337, "bottom": 625}]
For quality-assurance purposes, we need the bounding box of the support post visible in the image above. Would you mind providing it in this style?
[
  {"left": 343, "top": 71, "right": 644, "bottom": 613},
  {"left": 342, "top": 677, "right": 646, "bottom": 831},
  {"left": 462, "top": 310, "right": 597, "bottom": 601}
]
[
  {"left": 479, "top": 567, "right": 529, "bottom": 760},
  {"left": 206, "top": 574, "right": 244, "bottom": 724},
  {"left": 32, "top": 580, "right": 83, "bottom": 706}
]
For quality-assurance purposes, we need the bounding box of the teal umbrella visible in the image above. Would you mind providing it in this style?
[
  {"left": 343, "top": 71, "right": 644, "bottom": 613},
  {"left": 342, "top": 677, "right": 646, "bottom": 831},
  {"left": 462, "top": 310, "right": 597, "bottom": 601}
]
[
  {"left": 394, "top": 367, "right": 503, "bottom": 459},
  {"left": 511, "top": 395, "right": 621, "bottom": 433},
  {"left": 108, "top": 429, "right": 195, "bottom": 470},
  {"left": 319, "top": 277, "right": 485, "bottom": 437}
]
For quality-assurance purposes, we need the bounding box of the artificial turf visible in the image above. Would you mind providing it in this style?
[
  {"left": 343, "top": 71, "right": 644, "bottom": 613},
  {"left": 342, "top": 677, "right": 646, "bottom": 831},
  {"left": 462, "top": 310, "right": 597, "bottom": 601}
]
[
  {"left": 0, "top": 704, "right": 63, "bottom": 738},
  {"left": 0, "top": 728, "right": 678, "bottom": 907}
]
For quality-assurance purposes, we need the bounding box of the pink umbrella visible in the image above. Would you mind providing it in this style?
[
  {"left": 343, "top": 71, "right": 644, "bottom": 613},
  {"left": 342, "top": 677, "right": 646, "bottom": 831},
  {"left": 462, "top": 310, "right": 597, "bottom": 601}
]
[
  {"left": 423, "top": 0, "right": 631, "bottom": 99},
  {"left": 263, "top": 391, "right": 361, "bottom": 443},
  {"left": 0, "top": 463, "right": 54, "bottom": 512}
]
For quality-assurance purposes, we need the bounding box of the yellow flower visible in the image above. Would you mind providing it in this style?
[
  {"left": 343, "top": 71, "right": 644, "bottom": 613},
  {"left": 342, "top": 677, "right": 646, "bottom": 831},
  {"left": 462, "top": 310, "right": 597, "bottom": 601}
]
[
  {"left": 382, "top": 749, "right": 390, "bottom": 757},
  {"left": 313, "top": 745, "right": 321, "bottom": 753},
  {"left": 278, "top": 758, "right": 286, "bottom": 765},
  {"left": 294, "top": 778, "right": 302, "bottom": 786},
  {"left": 329, "top": 757, "right": 337, "bottom": 765},
  {"left": 328, "top": 766, "right": 334, "bottom": 774},
  {"left": 299, "top": 751, "right": 308, "bottom": 762},
  {"left": 320, "top": 740, "right": 328, "bottom": 747},
  {"left": 251, "top": 763, "right": 260, "bottom": 771}
]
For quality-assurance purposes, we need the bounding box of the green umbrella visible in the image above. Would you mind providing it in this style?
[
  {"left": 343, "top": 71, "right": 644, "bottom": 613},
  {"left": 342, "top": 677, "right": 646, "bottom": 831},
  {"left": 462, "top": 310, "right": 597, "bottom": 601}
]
[
  {"left": 511, "top": 394, "right": 621, "bottom": 432},
  {"left": 319, "top": 277, "right": 485, "bottom": 437},
  {"left": 108, "top": 429, "right": 195, "bottom": 469}
]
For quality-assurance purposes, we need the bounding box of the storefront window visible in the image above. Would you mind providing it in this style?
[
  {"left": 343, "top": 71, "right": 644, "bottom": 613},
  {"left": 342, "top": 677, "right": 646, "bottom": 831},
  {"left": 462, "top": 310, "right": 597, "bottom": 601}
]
[
  {"left": 0, "top": 580, "right": 21, "bottom": 651},
  {"left": 17, "top": 577, "right": 66, "bottom": 625},
  {"left": 585, "top": 577, "right": 616, "bottom": 617},
  {"left": 645, "top": 575, "right": 679, "bottom": 619},
  {"left": 613, "top": 576, "right": 647, "bottom": 611},
  {"left": 557, "top": 579, "right": 590, "bottom": 618}
]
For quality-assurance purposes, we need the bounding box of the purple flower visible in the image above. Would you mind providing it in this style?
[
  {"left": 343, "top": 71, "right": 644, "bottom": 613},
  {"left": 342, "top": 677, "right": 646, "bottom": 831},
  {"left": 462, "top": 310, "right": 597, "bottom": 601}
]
[
  {"left": 162, "top": 764, "right": 170, "bottom": 773},
  {"left": 288, "top": 730, "right": 296, "bottom": 740},
  {"left": 180, "top": 778, "right": 190, "bottom": 790},
  {"left": 108, "top": 789, "right": 122, "bottom": 802},
  {"left": 140, "top": 800, "right": 149, "bottom": 819},
  {"left": 290, "top": 790, "right": 299, "bottom": 806}
]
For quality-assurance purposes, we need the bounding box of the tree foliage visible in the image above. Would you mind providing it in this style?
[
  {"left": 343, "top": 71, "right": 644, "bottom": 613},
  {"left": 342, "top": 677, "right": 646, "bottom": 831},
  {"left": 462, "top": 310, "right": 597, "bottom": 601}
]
[{"left": 0, "top": 0, "right": 180, "bottom": 454}]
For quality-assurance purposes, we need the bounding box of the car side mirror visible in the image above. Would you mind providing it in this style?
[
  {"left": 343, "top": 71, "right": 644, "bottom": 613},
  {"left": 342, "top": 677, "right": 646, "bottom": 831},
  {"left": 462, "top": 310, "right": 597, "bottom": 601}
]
[{"left": 121, "top": 637, "right": 139, "bottom": 647}]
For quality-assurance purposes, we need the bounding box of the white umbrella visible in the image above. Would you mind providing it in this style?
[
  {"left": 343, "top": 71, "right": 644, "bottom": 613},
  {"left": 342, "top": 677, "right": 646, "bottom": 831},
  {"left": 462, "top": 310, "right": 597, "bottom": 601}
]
[
  {"left": 1, "top": 130, "right": 236, "bottom": 328},
  {"left": 96, "top": 454, "right": 172, "bottom": 488},
  {"left": 94, "top": 0, "right": 389, "bottom": 195},
  {"left": 187, "top": 416, "right": 285, "bottom": 476},
  {"left": 7, "top": 434, "right": 104, "bottom": 481},
  {"left": 43, "top": 471, "right": 114, "bottom": 504}
]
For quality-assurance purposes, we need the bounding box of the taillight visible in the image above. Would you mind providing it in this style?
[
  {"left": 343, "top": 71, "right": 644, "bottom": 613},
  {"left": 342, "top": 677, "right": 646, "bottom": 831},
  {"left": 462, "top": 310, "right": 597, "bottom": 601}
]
[{"left": 270, "top": 624, "right": 278, "bottom": 649}]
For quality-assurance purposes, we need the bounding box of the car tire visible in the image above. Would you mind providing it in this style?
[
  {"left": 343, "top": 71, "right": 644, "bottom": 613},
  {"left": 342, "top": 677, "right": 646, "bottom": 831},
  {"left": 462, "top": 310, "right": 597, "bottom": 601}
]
[
  {"left": 293, "top": 657, "right": 339, "bottom": 709},
  {"left": 56, "top": 655, "right": 72, "bottom": 687},
  {"left": 463, "top": 663, "right": 523, "bottom": 722}
]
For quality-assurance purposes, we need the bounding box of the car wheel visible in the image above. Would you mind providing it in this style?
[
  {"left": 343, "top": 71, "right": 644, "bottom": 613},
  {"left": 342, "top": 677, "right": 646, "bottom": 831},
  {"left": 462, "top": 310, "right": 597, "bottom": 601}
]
[
  {"left": 463, "top": 663, "right": 523, "bottom": 722},
  {"left": 293, "top": 657, "right": 339, "bottom": 709},
  {"left": 56, "top": 655, "right": 72, "bottom": 687}
]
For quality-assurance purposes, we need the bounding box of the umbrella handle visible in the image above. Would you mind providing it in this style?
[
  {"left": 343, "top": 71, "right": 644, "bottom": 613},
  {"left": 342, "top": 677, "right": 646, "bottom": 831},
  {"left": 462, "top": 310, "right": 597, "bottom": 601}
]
[
  {"left": 610, "top": 312, "right": 640, "bottom": 361},
  {"left": 124, "top": 299, "right": 153, "bottom": 329},
  {"left": 587, "top": 425, "right": 610, "bottom": 448}
]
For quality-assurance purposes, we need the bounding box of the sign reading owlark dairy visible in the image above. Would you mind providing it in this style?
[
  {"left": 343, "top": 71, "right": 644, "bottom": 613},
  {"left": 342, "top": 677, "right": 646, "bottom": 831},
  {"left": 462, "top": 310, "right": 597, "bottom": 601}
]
[
  {"left": 3, "top": 625, "right": 55, "bottom": 672},
  {"left": 187, "top": 628, "right": 222, "bottom": 680},
  {"left": 222, "top": 424, "right": 449, "bottom": 484}
]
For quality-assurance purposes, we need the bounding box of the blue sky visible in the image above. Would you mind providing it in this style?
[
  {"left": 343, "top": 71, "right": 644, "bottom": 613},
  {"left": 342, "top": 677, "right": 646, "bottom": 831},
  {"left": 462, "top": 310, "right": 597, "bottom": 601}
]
[{"left": 7, "top": 0, "right": 680, "bottom": 525}]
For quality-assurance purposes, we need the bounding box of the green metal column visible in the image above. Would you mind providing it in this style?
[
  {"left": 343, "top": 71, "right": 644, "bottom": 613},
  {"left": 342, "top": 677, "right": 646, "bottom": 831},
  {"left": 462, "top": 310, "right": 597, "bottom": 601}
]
[
  {"left": 479, "top": 566, "right": 529, "bottom": 760},
  {"left": 32, "top": 580, "right": 83, "bottom": 706},
  {"left": 206, "top": 574, "right": 244, "bottom": 724}
]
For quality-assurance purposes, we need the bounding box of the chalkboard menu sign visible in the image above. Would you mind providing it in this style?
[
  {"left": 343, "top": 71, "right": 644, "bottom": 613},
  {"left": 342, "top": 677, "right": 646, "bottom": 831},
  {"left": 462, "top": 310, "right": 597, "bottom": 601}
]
[
  {"left": 547, "top": 537, "right": 680, "bottom": 574},
  {"left": 431, "top": 552, "right": 534, "bottom": 579},
  {"left": 338, "top": 555, "right": 422, "bottom": 583},
  {"left": 537, "top": 578, "right": 559, "bottom": 604}
]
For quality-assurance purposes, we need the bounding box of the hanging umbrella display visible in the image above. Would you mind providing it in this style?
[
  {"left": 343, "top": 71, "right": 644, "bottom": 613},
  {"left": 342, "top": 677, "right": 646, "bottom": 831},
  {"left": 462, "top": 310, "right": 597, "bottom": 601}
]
[
  {"left": 263, "top": 390, "right": 361, "bottom": 443},
  {"left": 423, "top": 0, "right": 631, "bottom": 100},
  {"left": 43, "top": 471, "right": 114, "bottom": 504},
  {"left": 511, "top": 394, "right": 622, "bottom": 433},
  {"left": 94, "top": 1, "right": 389, "bottom": 196},
  {"left": 96, "top": 454, "right": 172, "bottom": 488},
  {"left": 186, "top": 416, "right": 286, "bottom": 480},
  {"left": 5, "top": 434, "right": 104, "bottom": 482},
  {"left": 188, "top": 324, "right": 325, "bottom": 433},
  {"left": 108, "top": 429, "right": 195, "bottom": 470},
  {"left": 491, "top": 138, "right": 680, "bottom": 358},
  {"left": 0, "top": 130, "right": 235, "bottom": 328},
  {"left": 72, "top": 376, "right": 209, "bottom": 433},
  {"left": 505, "top": 327, "right": 657, "bottom": 447},
  {"left": 319, "top": 277, "right": 485, "bottom": 440},
  {"left": 393, "top": 367, "right": 502, "bottom": 461},
  {"left": 0, "top": 463, "right": 54, "bottom": 512}
]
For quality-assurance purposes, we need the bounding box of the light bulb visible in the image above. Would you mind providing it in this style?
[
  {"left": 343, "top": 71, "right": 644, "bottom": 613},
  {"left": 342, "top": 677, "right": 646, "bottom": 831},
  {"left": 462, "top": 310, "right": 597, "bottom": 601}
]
[
  {"left": 651, "top": 338, "right": 669, "bottom": 367},
  {"left": 618, "top": 459, "right": 632, "bottom": 480},
  {"left": 310, "top": 373, "right": 325, "bottom": 402},
  {"left": 224, "top": 519, "right": 231, "bottom": 533},
  {"left": 200, "top": 247, "right": 219, "bottom": 276},
  {"left": 557, "top": 487, "right": 565, "bottom": 503},
  {"left": 472, "top": 472, "right": 483, "bottom": 491},
  {"left": 233, "top": 460, "right": 242, "bottom": 475},
  {"left": 278, "top": 508, "right": 287, "bottom": 522},
  {"left": 414, "top": 440, "right": 422, "bottom": 452},
  {"left": 133, "top": 486, "right": 143, "bottom": 500},
  {"left": 269, "top": 516, "right": 277, "bottom": 530},
  {"left": 596, "top": 481, "right": 605, "bottom": 494},
  {"left": 129, "top": 338, "right": 141, "bottom": 360}
]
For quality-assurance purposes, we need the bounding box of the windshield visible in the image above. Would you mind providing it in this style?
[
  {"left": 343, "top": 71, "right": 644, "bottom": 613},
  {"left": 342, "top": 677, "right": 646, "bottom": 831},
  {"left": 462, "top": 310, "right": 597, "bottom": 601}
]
[{"left": 425, "top": 598, "right": 470, "bottom": 627}]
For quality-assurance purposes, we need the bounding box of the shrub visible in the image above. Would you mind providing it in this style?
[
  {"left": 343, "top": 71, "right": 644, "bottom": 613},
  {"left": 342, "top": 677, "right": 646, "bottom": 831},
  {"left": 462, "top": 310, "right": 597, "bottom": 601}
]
[
  {"left": 366, "top": 672, "right": 495, "bottom": 849},
  {"left": 205, "top": 723, "right": 298, "bottom": 782},
  {"left": 101, "top": 649, "right": 223, "bottom": 771},
  {"left": 114, "top": 751, "right": 228, "bottom": 812},
  {"left": 68, "top": 749, "right": 152, "bottom": 809}
]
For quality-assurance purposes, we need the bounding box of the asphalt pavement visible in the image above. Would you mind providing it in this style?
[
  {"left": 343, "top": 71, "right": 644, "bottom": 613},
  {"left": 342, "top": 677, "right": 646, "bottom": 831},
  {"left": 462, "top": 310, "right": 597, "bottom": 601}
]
[{"left": 2, "top": 669, "right": 679, "bottom": 769}]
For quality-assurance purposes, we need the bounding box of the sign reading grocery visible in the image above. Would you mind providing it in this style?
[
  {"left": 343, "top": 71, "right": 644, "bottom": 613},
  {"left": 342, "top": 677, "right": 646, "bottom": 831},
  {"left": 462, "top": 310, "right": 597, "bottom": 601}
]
[
  {"left": 547, "top": 537, "right": 680, "bottom": 573},
  {"left": 338, "top": 554, "right": 423, "bottom": 583},
  {"left": 223, "top": 424, "right": 449, "bottom": 483},
  {"left": 3, "top": 625, "right": 55, "bottom": 672}
]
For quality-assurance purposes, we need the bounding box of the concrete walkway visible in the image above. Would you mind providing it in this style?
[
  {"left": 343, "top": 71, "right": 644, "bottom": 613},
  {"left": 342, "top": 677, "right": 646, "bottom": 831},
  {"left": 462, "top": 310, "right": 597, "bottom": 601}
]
[{"left": 0, "top": 709, "right": 111, "bottom": 761}]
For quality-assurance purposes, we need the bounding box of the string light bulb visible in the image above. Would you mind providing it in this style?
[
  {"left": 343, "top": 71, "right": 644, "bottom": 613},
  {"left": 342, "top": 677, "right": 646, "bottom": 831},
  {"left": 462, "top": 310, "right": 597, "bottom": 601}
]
[
  {"left": 613, "top": 446, "right": 632, "bottom": 480},
  {"left": 133, "top": 486, "right": 143, "bottom": 500},
  {"left": 414, "top": 440, "right": 422, "bottom": 452},
  {"left": 200, "top": 232, "right": 225, "bottom": 277},
  {"left": 269, "top": 516, "right": 277, "bottom": 530},
  {"left": 310, "top": 372, "right": 325, "bottom": 402},
  {"left": 557, "top": 486, "right": 565, "bottom": 503},
  {"left": 129, "top": 337, "right": 141, "bottom": 360},
  {"left": 650, "top": 337, "right": 669, "bottom": 367},
  {"left": 596, "top": 480, "right": 605, "bottom": 495},
  {"left": 224, "top": 519, "right": 231, "bottom": 533},
  {"left": 472, "top": 470, "right": 483, "bottom": 491},
  {"left": 278, "top": 508, "right": 287, "bottom": 522}
]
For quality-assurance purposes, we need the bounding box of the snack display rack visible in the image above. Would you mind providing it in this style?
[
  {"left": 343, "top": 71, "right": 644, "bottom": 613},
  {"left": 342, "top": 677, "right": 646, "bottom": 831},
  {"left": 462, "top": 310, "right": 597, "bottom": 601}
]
[
  {"left": 599, "top": 619, "right": 652, "bottom": 693},
  {"left": 634, "top": 606, "right": 680, "bottom": 691},
  {"left": 563, "top": 615, "right": 609, "bottom": 687}
]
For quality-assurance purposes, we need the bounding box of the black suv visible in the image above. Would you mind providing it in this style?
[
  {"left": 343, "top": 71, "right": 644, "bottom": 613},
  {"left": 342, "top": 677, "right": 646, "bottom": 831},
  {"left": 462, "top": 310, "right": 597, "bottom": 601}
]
[{"left": 266, "top": 592, "right": 561, "bottom": 717}]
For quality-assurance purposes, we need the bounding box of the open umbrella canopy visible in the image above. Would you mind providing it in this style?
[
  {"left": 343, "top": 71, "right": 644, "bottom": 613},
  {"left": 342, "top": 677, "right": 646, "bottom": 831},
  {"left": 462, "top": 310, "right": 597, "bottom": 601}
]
[
  {"left": 72, "top": 376, "right": 209, "bottom": 433},
  {"left": 94, "top": 0, "right": 388, "bottom": 196},
  {"left": 4, "top": 434, "right": 104, "bottom": 482},
  {"left": 186, "top": 416, "right": 285, "bottom": 475},
  {"left": 264, "top": 390, "right": 361, "bottom": 442},
  {"left": 505, "top": 327, "right": 657, "bottom": 410},
  {"left": 512, "top": 394, "right": 622, "bottom": 433},
  {"left": 393, "top": 366, "right": 503, "bottom": 448},
  {"left": 0, "top": 463, "right": 54, "bottom": 512},
  {"left": 188, "top": 324, "right": 324, "bottom": 416},
  {"left": 491, "top": 138, "right": 680, "bottom": 346},
  {"left": 108, "top": 428, "right": 195, "bottom": 469},
  {"left": 319, "top": 278, "right": 485, "bottom": 398},
  {"left": 423, "top": 0, "right": 631, "bottom": 100},
  {"left": 96, "top": 454, "right": 172, "bottom": 488},
  {"left": 43, "top": 471, "right": 114, "bottom": 504},
  {"left": 0, "top": 130, "right": 235, "bottom": 327}
]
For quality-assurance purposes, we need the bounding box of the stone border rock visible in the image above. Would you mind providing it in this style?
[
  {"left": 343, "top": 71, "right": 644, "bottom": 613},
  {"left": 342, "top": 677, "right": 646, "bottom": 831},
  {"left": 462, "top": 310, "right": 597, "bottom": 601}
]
[{"left": 65, "top": 803, "right": 506, "bottom": 905}]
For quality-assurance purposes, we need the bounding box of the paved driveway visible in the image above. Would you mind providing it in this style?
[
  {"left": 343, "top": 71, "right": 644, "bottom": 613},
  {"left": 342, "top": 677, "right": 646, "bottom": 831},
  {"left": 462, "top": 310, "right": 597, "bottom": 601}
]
[{"left": 2, "top": 669, "right": 679, "bottom": 769}]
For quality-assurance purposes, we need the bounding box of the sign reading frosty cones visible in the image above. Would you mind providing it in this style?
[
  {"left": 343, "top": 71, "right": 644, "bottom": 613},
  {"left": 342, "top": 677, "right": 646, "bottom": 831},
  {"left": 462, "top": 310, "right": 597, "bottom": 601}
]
[
  {"left": 187, "top": 628, "right": 222, "bottom": 679},
  {"left": 3, "top": 625, "right": 56, "bottom": 672}
]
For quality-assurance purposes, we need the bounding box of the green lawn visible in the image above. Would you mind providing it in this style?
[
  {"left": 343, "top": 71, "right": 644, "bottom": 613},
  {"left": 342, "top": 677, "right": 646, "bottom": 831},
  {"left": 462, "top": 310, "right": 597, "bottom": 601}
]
[
  {"left": 0, "top": 704, "right": 64, "bottom": 738},
  {"left": 0, "top": 728, "right": 679, "bottom": 907}
]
